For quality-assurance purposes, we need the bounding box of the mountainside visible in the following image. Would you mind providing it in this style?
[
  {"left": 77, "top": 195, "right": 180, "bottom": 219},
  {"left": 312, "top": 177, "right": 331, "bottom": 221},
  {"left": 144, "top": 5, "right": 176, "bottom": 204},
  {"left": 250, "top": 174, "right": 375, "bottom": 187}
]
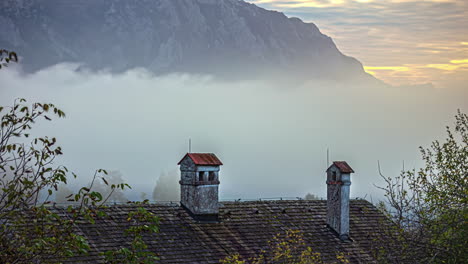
[{"left": 0, "top": 0, "right": 370, "bottom": 80}]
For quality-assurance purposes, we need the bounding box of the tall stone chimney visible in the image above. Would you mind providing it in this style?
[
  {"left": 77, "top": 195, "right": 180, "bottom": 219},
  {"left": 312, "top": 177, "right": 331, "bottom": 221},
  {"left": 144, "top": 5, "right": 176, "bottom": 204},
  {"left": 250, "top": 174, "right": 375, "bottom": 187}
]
[
  {"left": 178, "top": 153, "right": 222, "bottom": 221},
  {"left": 326, "top": 161, "right": 354, "bottom": 240}
]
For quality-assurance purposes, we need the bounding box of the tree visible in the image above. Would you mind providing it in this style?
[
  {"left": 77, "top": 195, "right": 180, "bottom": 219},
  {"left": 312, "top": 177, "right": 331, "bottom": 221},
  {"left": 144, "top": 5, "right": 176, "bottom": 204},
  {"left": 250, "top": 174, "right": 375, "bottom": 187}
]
[
  {"left": 376, "top": 110, "right": 468, "bottom": 263},
  {"left": 0, "top": 99, "right": 123, "bottom": 262},
  {"left": 304, "top": 193, "right": 319, "bottom": 200},
  {"left": 0, "top": 99, "right": 157, "bottom": 263},
  {"left": 152, "top": 170, "right": 180, "bottom": 201},
  {"left": 0, "top": 50, "right": 159, "bottom": 262}
]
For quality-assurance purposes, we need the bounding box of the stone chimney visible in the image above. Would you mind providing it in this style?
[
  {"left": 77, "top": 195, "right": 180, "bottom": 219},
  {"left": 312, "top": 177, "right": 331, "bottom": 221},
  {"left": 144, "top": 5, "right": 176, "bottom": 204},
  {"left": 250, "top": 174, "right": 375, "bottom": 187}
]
[
  {"left": 326, "top": 161, "right": 354, "bottom": 240},
  {"left": 178, "top": 153, "right": 222, "bottom": 221}
]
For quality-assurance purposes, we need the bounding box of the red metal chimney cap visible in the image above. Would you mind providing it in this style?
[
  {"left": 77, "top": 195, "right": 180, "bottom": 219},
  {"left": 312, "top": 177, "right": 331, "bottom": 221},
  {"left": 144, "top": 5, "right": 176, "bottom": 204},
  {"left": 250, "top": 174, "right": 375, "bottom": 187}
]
[
  {"left": 178, "top": 153, "right": 223, "bottom": 166},
  {"left": 327, "top": 161, "right": 354, "bottom": 173}
]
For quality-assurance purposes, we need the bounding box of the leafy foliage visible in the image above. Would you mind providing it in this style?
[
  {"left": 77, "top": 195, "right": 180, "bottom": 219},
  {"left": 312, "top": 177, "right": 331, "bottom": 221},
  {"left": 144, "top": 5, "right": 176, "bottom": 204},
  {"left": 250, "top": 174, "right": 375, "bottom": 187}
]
[
  {"left": 376, "top": 110, "right": 468, "bottom": 263},
  {"left": 221, "top": 229, "right": 349, "bottom": 264},
  {"left": 89, "top": 170, "right": 129, "bottom": 204},
  {"left": 0, "top": 99, "right": 154, "bottom": 263},
  {"left": 0, "top": 49, "right": 18, "bottom": 69},
  {"left": 102, "top": 201, "right": 160, "bottom": 263},
  {"left": 0, "top": 50, "right": 159, "bottom": 262}
]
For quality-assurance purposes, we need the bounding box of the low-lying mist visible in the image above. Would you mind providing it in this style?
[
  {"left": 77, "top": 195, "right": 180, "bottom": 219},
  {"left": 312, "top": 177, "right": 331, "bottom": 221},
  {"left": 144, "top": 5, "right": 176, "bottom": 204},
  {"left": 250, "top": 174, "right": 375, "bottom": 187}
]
[{"left": 1, "top": 63, "right": 466, "bottom": 202}]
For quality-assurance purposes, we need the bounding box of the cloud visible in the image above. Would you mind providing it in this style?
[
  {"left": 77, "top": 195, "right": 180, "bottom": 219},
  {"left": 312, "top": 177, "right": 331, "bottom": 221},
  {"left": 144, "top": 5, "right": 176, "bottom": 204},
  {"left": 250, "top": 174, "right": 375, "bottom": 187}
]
[
  {"left": 364, "top": 66, "right": 410, "bottom": 78},
  {"left": 450, "top": 59, "right": 468, "bottom": 64},
  {"left": 426, "top": 64, "right": 466, "bottom": 71},
  {"left": 364, "top": 66, "right": 410, "bottom": 72},
  {"left": 0, "top": 64, "right": 466, "bottom": 201},
  {"left": 363, "top": 61, "right": 468, "bottom": 86}
]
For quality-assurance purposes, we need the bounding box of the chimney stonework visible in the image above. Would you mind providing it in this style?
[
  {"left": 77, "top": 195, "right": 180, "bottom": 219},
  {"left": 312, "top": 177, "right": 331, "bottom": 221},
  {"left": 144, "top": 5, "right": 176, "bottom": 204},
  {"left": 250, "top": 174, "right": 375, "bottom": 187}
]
[
  {"left": 178, "top": 153, "right": 222, "bottom": 221},
  {"left": 326, "top": 161, "right": 354, "bottom": 240}
]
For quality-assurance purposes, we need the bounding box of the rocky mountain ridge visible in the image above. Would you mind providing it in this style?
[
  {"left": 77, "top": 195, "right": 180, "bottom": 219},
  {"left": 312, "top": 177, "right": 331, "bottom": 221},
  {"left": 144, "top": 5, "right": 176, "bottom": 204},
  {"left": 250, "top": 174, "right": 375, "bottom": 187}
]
[{"left": 0, "top": 0, "right": 370, "bottom": 80}]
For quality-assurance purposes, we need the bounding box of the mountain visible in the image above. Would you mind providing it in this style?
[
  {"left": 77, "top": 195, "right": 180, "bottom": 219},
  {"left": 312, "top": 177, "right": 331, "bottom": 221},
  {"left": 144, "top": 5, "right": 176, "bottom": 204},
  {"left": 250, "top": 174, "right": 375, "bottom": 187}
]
[{"left": 0, "top": 0, "right": 371, "bottom": 81}]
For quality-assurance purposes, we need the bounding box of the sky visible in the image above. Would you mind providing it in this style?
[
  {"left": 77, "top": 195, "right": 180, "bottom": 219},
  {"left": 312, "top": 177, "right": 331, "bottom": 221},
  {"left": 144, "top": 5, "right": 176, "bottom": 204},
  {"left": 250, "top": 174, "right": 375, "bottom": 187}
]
[{"left": 248, "top": 0, "right": 468, "bottom": 88}]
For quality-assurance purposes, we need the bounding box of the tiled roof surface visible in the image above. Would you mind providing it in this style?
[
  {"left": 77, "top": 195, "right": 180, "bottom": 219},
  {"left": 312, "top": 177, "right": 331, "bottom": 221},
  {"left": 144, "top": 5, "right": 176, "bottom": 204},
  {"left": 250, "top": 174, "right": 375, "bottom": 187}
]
[
  {"left": 178, "top": 153, "right": 223, "bottom": 166},
  {"left": 57, "top": 200, "right": 390, "bottom": 263},
  {"left": 329, "top": 161, "right": 355, "bottom": 173}
]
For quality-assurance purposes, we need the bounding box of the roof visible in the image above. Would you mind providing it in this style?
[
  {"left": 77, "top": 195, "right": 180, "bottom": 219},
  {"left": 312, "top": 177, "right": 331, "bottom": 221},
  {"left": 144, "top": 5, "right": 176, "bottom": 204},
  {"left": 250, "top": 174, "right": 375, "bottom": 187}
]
[
  {"left": 327, "top": 161, "right": 355, "bottom": 173},
  {"left": 177, "top": 153, "right": 223, "bottom": 166},
  {"left": 53, "top": 200, "right": 393, "bottom": 263}
]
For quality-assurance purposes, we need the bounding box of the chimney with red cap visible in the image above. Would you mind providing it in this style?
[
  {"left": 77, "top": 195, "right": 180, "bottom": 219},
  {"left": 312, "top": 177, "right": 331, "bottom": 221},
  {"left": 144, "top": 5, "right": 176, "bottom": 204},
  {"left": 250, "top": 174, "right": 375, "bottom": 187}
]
[
  {"left": 178, "top": 153, "right": 223, "bottom": 221},
  {"left": 326, "top": 161, "right": 354, "bottom": 240}
]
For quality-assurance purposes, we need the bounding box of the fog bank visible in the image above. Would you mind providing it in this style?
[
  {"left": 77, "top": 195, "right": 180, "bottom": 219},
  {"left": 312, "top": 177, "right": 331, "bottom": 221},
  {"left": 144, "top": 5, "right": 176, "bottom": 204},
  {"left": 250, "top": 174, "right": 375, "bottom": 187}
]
[{"left": 1, "top": 64, "right": 466, "bottom": 201}]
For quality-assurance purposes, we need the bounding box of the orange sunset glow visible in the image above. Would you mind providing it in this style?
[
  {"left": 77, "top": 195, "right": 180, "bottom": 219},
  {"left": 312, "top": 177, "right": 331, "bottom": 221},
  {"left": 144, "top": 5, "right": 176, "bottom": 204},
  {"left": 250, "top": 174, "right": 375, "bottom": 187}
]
[{"left": 250, "top": 0, "right": 468, "bottom": 88}]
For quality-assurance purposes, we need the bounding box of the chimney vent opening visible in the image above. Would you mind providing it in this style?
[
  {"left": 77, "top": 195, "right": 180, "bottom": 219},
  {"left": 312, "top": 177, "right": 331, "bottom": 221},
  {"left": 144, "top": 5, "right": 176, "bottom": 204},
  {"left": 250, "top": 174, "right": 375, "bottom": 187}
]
[
  {"left": 208, "top": 171, "right": 215, "bottom": 181},
  {"left": 198, "top": 171, "right": 204, "bottom": 182}
]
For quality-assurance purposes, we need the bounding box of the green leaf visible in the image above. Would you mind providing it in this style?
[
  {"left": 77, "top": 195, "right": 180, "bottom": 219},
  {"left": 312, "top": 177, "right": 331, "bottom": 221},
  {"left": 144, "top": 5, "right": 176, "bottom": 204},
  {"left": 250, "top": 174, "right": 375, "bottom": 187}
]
[{"left": 102, "top": 177, "right": 109, "bottom": 185}]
